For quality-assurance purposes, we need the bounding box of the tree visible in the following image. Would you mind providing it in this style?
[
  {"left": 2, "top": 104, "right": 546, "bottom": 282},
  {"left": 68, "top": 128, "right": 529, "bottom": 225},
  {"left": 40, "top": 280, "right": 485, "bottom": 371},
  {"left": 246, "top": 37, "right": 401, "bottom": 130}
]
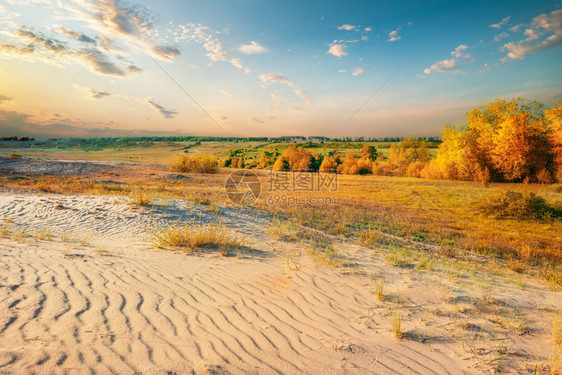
[
  {"left": 319, "top": 156, "right": 338, "bottom": 172},
  {"left": 272, "top": 145, "right": 313, "bottom": 171},
  {"left": 360, "top": 144, "right": 378, "bottom": 160},
  {"left": 337, "top": 151, "right": 359, "bottom": 175},
  {"left": 545, "top": 100, "right": 562, "bottom": 178},
  {"left": 427, "top": 98, "right": 557, "bottom": 182}
]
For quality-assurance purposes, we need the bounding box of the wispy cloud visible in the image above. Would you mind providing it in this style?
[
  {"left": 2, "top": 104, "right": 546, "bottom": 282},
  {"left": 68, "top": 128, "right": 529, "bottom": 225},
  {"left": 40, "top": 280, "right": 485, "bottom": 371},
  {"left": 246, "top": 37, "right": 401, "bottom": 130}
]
[
  {"left": 0, "top": 25, "right": 142, "bottom": 77},
  {"left": 501, "top": 9, "right": 562, "bottom": 62},
  {"left": 239, "top": 41, "right": 266, "bottom": 54},
  {"left": 221, "top": 90, "right": 233, "bottom": 98},
  {"left": 423, "top": 44, "right": 469, "bottom": 75},
  {"left": 146, "top": 98, "right": 177, "bottom": 119},
  {"left": 293, "top": 88, "right": 311, "bottom": 105},
  {"left": 0, "top": 94, "right": 13, "bottom": 104},
  {"left": 56, "top": 26, "right": 96, "bottom": 44},
  {"left": 74, "top": 85, "right": 111, "bottom": 99},
  {"left": 478, "top": 63, "right": 490, "bottom": 73},
  {"left": 90, "top": 89, "right": 111, "bottom": 100},
  {"left": 490, "top": 16, "right": 511, "bottom": 29},
  {"left": 63, "top": 0, "right": 181, "bottom": 61},
  {"left": 352, "top": 67, "right": 365, "bottom": 76},
  {"left": 249, "top": 116, "right": 264, "bottom": 124},
  {"left": 327, "top": 40, "right": 347, "bottom": 57},
  {"left": 493, "top": 32, "right": 509, "bottom": 42},
  {"left": 337, "top": 24, "right": 357, "bottom": 31},
  {"left": 271, "top": 93, "right": 288, "bottom": 108},
  {"left": 260, "top": 73, "right": 310, "bottom": 104}
]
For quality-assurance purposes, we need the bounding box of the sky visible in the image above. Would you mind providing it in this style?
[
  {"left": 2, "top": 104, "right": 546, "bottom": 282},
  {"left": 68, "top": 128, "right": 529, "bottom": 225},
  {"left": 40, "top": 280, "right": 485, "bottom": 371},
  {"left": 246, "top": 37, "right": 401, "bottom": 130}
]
[{"left": 0, "top": 0, "right": 561, "bottom": 139}]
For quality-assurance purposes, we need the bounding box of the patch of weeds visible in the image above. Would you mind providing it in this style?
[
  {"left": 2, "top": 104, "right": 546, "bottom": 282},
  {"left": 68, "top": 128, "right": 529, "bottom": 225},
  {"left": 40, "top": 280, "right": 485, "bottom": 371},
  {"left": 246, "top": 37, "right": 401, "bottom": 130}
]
[
  {"left": 359, "top": 225, "right": 379, "bottom": 247},
  {"left": 267, "top": 217, "right": 301, "bottom": 242}
]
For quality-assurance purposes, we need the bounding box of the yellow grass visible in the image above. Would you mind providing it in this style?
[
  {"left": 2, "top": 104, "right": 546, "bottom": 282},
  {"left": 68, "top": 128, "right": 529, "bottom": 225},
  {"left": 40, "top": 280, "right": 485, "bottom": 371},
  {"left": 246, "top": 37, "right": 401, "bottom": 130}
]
[{"left": 152, "top": 222, "right": 246, "bottom": 254}]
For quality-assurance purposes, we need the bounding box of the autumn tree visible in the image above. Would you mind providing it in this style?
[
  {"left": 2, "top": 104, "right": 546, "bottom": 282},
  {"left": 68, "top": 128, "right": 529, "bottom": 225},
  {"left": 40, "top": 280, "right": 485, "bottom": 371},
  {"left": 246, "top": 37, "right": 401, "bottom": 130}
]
[
  {"left": 272, "top": 145, "right": 312, "bottom": 171},
  {"left": 360, "top": 144, "right": 378, "bottom": 160},
  {"left": 388, "top": 138, "right": 430, "bottom": 175},
  {"left": 319, "top": 156, "right": 338, "bottom": 172},
  {"left": 337, "top": 151, "right": 359, "bottom": 174},
  {"left": 426, "top": 98, "right": 558, "bottom": 182},
  {"left": 545, "top": 100, "right": 562, "bottom": 179}
]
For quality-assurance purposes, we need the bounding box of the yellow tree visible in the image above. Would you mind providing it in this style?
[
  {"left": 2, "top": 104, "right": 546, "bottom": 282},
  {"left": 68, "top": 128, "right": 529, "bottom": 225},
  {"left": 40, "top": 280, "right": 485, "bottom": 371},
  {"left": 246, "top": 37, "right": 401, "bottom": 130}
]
[
  {"left": 337, "top": 151, "right": 359, "bottom": 174},
  {"left": 319, "top": 156, "right": 338, "bottom": 172},
  {"left": 545, "top": 100, "right": 562, "bottom": 178}
]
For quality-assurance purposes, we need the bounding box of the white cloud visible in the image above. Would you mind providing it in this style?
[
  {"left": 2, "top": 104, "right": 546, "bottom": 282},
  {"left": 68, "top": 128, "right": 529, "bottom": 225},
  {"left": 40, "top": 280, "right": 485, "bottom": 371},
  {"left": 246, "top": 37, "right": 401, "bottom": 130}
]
[
  {"left": 271, "top": 93, "right": 288, "bottom": 108},
  {"left": 239, "top": 41, "right": 266, "bottom": 54},
  {"left": 220, "top": 90, "right": 232, "bottom": 98},
  {"left": 204, "top": 40, "right": 227, "bottom": 61},
  {"left": 501, "top": 9, "right": 562, "bottom": 62},
  {"left": 260, "top": 73, "right": 310, "bottom": 104},
  {"left": 388, "top": 30, "right": 401, "bottom": 42},
  {"left": 490, "top": 16, "right": 511, "bottom": 29},
  {"left": 293, "top": 88, "right": 311, "bottom": 105},
  {"left": 337, "top": 24, "right": 357, "bottom": 31},
  {"left": 364, "top": 27, "right": 372, "bottom": 32},
  {"left": 423, "top": 44, "right": 469, "bottom": 75},
  {"left": 260, "top": 73, "right": 295, "bottom": 87},
  {"left": 229, "top": 58, "right": 242, "bottom": 69},
  {"left": 477, "top": 63, "right": 490, "bottom": 73},
  {"left": 352, "top": 67, "right": 365, "bottom": 76},
  {"left": 451, "top": 44, "right": 468, "bottom": 57},
  {"left": 327, "top": 40, "right": 347, "bottom": 57},
  {"left": 493, "top": 32, "right": 509, "bottom": 42}
]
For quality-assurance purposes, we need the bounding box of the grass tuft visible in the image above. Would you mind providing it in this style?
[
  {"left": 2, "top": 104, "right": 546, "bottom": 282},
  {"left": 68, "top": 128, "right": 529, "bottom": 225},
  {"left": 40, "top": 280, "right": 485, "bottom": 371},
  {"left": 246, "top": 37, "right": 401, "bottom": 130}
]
[
  {"left": 152, "top": 222, "right": 246, "bottom": 254},
  {"left": 131, "top": 192, "right": 151, "bottom": 206},
  {"left": 391, "top": 307, "right": 403, "bottom": 339}
]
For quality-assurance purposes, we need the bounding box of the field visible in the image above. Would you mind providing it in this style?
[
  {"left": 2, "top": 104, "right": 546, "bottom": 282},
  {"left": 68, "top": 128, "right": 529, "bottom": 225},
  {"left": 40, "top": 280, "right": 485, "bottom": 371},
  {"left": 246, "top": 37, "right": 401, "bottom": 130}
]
[{"left": 0, "top": 141, "right": 561, "bottom": 374}]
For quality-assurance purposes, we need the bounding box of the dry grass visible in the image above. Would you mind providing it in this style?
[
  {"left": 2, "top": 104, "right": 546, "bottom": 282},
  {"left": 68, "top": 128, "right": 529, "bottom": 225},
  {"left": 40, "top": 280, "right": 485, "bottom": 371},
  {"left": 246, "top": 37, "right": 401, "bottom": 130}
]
[
  {"left": 267, "top": 217, "right": 301, "bottom": 242},
  {"left": 131, "top": 192, "right": 151, "bottom": 206},
  {"left": 374, "top": 280, "right": 385, "bottom": 301},
  {"left": 552, "top": 344, "right": 561, "bottom": 375},
  {"left": 152, "top": 222, "right": 246, "bottom": 254},
  {"left": 554, "top": 312, "right": 562, "bottom": 346},
  {"left": 7, "top": 151, "right": 22, "bottom": 159},
  {"left": 391, "top": 307, "right": 403, "bottom": 339}
]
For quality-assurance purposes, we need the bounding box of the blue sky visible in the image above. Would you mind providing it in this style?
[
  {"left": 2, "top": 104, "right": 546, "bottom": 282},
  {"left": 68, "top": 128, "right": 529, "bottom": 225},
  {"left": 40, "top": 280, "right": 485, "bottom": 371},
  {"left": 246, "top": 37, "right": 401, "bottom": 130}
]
[{"left": 0, "top": 0, "right": 561, "bottom": 138}]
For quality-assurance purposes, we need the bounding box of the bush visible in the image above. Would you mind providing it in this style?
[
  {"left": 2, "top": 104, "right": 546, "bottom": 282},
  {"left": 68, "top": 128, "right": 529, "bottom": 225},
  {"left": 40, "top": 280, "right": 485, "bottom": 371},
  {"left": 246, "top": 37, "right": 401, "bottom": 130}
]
[
  {"left": 478, "top": 190, "right": 561, "bottom": 220},
  {"left": 169, "top": 153, "right": 218, "bottom": 173},
  {"left": 7, "top": 152, "right": 22, "bottom": 159}
]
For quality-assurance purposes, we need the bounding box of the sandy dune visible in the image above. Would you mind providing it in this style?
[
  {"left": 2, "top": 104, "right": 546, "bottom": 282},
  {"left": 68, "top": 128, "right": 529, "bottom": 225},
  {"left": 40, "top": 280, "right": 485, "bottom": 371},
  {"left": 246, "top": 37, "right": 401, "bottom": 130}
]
[{"left": 0, "top": 190, "right": 557, "bottom": 374}]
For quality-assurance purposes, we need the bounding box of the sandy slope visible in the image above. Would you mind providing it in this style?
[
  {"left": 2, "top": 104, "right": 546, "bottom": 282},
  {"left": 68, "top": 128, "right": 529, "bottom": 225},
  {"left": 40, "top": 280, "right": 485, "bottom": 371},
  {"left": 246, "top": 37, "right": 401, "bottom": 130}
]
[{"left": 0, "top": 190, "right": 554, "bottom": 374}]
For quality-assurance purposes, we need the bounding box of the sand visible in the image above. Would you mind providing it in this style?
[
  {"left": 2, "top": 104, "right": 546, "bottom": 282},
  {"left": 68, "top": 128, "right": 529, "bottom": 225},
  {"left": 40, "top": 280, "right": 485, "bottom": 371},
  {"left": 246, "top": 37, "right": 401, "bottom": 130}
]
[{"left": 0, "top": 190, "right": 559, "bottom": 374}]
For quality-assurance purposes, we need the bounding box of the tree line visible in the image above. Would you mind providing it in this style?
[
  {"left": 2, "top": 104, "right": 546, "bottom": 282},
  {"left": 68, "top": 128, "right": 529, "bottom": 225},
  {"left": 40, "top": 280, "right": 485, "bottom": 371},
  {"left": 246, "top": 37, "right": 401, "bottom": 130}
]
[{"left": 222, "top": 98, "right": 562, "bottom": 183}]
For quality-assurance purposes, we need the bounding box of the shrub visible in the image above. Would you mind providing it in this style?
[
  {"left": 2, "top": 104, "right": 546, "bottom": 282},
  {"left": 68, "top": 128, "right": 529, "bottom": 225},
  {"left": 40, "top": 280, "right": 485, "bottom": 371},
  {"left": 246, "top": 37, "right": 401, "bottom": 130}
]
[
  {"left": 169, "top": 153, "right": 218, "bottom": 173},
  {"left": 478, "top": 190, "right": 561, "bottom": 220},
  {"left": 7, "top": 152, "right": 22, "bottom": 159}
]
